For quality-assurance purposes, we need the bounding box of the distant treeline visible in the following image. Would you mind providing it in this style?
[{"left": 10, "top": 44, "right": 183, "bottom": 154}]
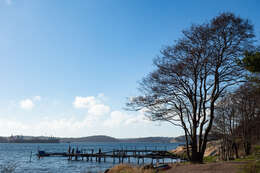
[
  {"left": 0, "top": 135, "right": 190, "bottom": 143},
  {"left": 0, "top": 136, "right": 60, "bottom": 143}
]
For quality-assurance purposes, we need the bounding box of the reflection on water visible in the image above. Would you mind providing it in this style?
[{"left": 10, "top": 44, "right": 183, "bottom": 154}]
[{"left": 0, "top": 142, "right": 179, "bottom": 173}]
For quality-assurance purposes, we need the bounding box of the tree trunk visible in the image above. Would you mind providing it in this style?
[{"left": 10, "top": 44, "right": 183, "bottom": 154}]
[
  {"left": 191, "top": 151, "right": 203, "bottom": 163},
  {"left": 244, "top": 141, "right": 251, "bottom": 155},
  {"left": 232, "top": 142, "right": 239, "bottom": 159}
]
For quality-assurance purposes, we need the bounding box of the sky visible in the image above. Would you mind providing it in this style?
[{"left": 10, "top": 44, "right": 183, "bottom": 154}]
[{"left": 0, "top": 0, "right": 259, "bottom": 138}]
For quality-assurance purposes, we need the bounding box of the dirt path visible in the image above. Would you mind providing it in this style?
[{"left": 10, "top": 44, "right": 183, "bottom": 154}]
[{"left": 165, "top": 162, "right": 245, "bottom": 173}]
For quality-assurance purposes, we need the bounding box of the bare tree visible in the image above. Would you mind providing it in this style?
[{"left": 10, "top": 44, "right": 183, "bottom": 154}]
[
  {"left": 234, "top": 83, "right": 260, "bottom": 155},
  {"left": 212, "top": 94, "right": 240, "bottom": 160},
  {"left": 127, "top": 13, "right": 254, "bottom": 163}
]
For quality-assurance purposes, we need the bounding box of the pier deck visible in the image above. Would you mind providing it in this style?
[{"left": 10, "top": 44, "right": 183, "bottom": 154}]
[{"left": 37, "top": 148, "right": 183, "bottom": 164}]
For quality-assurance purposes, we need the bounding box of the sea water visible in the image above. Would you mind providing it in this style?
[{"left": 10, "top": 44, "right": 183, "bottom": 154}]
[{"left": 0, "top": 142, "right": 179, "bottom": 173}]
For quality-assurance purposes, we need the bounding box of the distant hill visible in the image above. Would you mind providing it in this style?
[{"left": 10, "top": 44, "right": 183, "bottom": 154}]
[
  {"left": 0, "top": 135, "right": 60, "bottom": 143},
  {"left": 120, "top": 137, "right": 173, "bottom": 143},
  {"left": 0, "top": 135, "right": 193, "bottom": 143},
  {"left": 60, "top": 135, "right": 174, "bottom": 143},
  {"left": 170, "top": 135, "right": 187, "bottom": 143},
  {"left": 0, "top": 137, "right": 8, "bottom": 143},
  {"left": 60, "top": 135, "right": 120, "bottom": 143}
]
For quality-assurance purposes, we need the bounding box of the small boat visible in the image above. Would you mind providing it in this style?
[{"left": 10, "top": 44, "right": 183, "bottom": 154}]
[
  {"left": 37, "top": 150, "right": 67, "bottom": 157},
  {"left": 37, "top": 150, "right": 50, "bottom": 157}
]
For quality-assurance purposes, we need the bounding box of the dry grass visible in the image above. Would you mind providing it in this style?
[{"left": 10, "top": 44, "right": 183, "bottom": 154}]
[
  {"left": 108, "top": 162, "right": 244, "bottom": 173},
  {"left": 165, "top": 162, "right": 244, "bottom": 173},
  {"left": 107, "top": 164, "right": 155, "bottom": 173}
]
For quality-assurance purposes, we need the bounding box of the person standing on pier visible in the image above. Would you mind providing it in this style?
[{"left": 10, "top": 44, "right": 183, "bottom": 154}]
[
  {"left": 76, "top": 147, "right": 80, "bottom": 154},
  {"left": 68, "top": 145, "right": 71, "bottom": 154}
]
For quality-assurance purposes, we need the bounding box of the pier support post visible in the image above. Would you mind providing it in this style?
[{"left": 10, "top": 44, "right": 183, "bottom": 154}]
[
  {"left": 91, "top": 149, "right": 93, "bottom": 162},
  {"left": 98, "top": 148, "right": 101, "bottom": 162},
  {"left": 113, "top": 150, "right": 115, "bottom": 163}
]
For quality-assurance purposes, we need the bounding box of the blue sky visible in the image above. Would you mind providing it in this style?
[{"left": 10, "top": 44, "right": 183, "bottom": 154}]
[{"left": 0, "top": 0, "right": 259, "bottom": 138}]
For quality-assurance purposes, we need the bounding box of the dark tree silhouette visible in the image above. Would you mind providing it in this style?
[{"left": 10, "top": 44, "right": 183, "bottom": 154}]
[
  {"left": 243, "top": 51, "right": 260, "bottom": 73},
  {"left": 234, "top": 84, "right": 260, "bottom": 155},
  {"left": 212, "top": 95, "right": 240, "bottom": 160},
  {"left": 213, "top": 83, "right": 260, "bottom": 158},
  {"left": 127, "top": 13, "right": 255, "bottom": 163}
]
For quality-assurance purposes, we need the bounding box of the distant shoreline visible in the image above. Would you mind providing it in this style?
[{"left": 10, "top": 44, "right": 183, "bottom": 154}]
[{"left": 0, "top": 135, "right": 187, "bottom": 144}]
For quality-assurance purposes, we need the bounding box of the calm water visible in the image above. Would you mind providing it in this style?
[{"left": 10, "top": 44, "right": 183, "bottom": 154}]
[{"left": 0, "top": 142, "right": 179, "bottom": 173}]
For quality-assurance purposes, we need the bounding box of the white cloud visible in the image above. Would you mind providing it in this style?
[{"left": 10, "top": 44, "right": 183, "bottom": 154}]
[
  {"left": 97, "top": 93, "right": 107, "bottom": 101},
  {"left": 125, "top": 113, "right": 148, "bottom": 125},
  {"left": 0, "top": 118, "right": 28, "bottom": 132},
  {"left": 103, "top": 109, "right": 150, "bottom": 128},
  {"left": 73, "top": 95, "right": 110, "bottom": 116},
  {"left": 73, "top": 94, "right": 150, "bottom": 128},
  {"left": 72, "top": 94, "right": 151, "bottom": 130},
  {"left": 88, "top": 104, "right": 110, "bottom": 116},
  {"left": 73, "top": 96, "right": 97, "bottom": 109},
  {"left": 0, "top": 94, "right": 156, "bottom": 137},
  {"left": 33, "top": 96, "right": 41, "bottom": 101},
  {"left": 103, "top": 111, "right": 127, "bottom": 127},
  {"left": 19, "top": 96, "right": 41, "bottom": 110},
  {"left": 20, "top": 99, "right": 34, "bottom": 110}
]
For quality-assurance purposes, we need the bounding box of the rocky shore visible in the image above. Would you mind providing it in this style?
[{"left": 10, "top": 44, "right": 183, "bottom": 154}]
[{"left": 171, "top": 140, "right": 220, "bottom": 158}]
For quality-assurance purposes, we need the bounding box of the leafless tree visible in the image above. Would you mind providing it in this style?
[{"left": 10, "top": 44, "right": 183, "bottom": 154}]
[
  {"left": 212, "top": 95, "right": 240, "bottom": 160},
  {"left": 234, "top": 83, "right": 260, "bottom": 155},
  {"left": 127, "top": 13, "right": 255, "bottom": 163}
]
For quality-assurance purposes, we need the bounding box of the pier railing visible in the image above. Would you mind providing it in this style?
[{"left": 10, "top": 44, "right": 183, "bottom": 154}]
[{"left": 37, "top": 147, "right": 184, "bottom": 164}]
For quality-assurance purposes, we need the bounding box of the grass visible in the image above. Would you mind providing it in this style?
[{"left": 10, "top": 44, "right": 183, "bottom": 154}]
[
  {"left": 236, "top": 145, "right": 260, "bottom": 173},
  {"left": 203, "top": 156, "right": 217, "bottom": 163},
  {"left": 234, "top": 155, "right": 256, "bottom": 162},
  {"left": 239, "top": 160, "right": 260, "bottom": 173}
]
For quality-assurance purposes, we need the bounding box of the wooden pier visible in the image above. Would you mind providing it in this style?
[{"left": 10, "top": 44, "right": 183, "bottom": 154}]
[{"left": 37, "top": 148, "right": 182, "bottom": 164}]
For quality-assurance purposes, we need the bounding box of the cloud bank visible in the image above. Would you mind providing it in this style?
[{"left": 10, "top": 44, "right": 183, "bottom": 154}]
[{"left": 0, "top": 94, "right": 151, "bottom": 137}]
